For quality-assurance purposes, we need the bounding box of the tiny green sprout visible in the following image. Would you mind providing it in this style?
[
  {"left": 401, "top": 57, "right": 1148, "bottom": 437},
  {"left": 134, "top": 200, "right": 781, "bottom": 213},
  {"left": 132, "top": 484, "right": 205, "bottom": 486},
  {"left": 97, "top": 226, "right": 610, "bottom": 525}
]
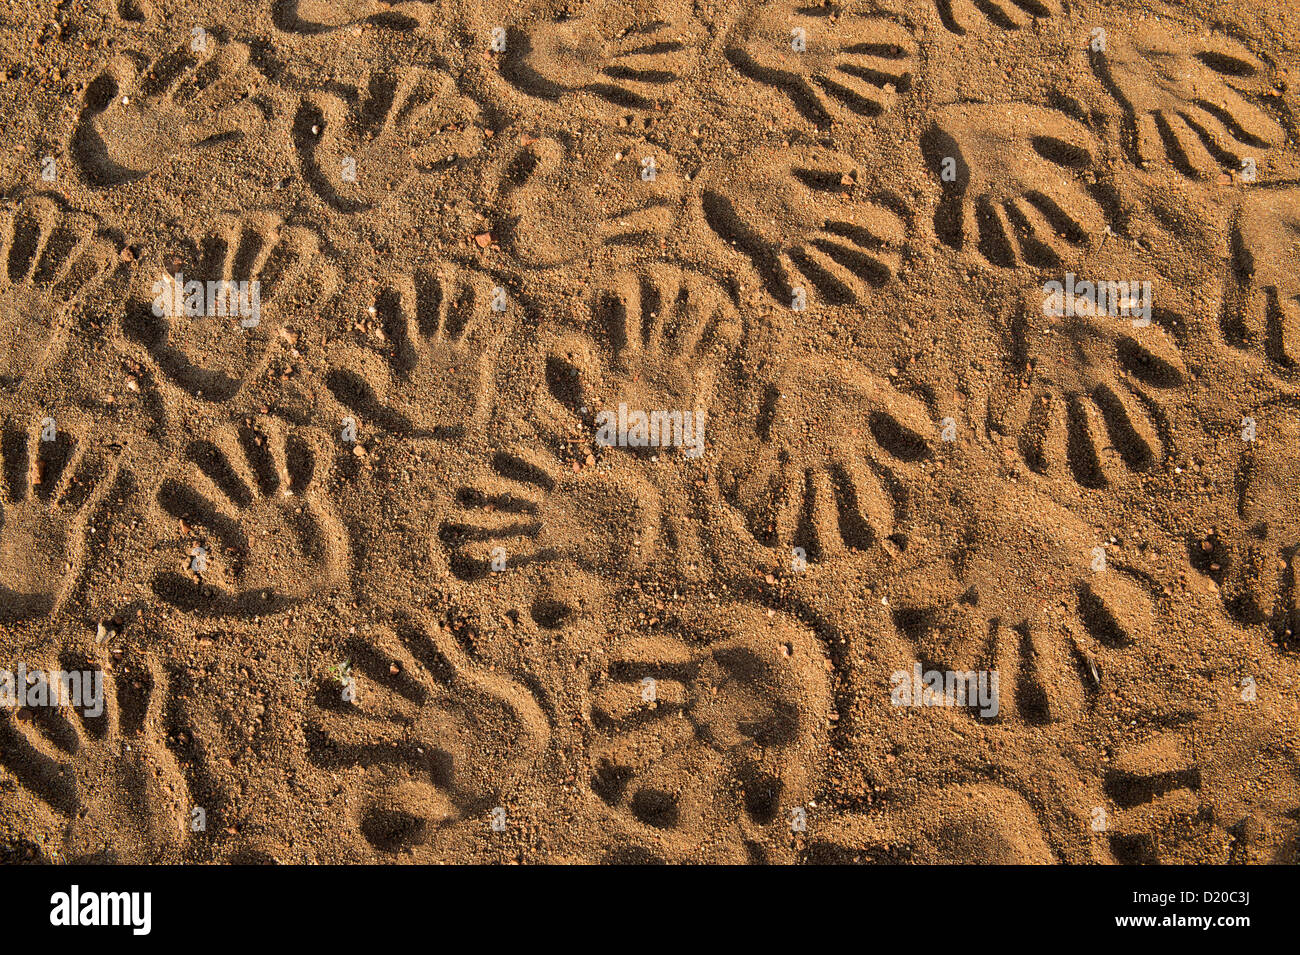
[{"left": 325, "top": 660, "right": 353, "bottom": 686}]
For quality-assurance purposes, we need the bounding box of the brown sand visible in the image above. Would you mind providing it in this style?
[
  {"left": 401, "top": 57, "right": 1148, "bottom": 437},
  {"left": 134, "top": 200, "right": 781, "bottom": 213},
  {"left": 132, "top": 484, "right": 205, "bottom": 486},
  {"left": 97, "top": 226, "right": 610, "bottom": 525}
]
[{"left": 0, "top": 0, "right": 1298, "bottom": 864}]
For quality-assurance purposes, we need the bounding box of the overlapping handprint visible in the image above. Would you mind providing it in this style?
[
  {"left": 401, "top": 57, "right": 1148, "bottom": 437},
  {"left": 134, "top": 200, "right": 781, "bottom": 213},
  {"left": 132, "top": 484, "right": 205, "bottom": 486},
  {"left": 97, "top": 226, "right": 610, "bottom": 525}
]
[
  {"left": 305, "top": 612, "right": 548, "bottom": 852},
  {"left": 925, "top": 103, "right": 1105, "bottom": 268},
  {"left": 890, "top": 492, "right": 1164, "bottom": 728},
  {"left": 700, "top": 146, "right": 907, "bottom": 306},
  {"left": 148, "top": 421, "right": 348, "bottom": 614},
  {"left": 0, "top": 195, "right": 118, "bottom": 394},
  {"left": 73, "top": 37, "right": 263, "bottom": 187},
  {"left": 1092, "top": 23, "right": 1286, "bottom": 179},
  {"left": 586, "top": 604, "right": 831, "bottom": 851},
  {"left": 534, "top": 264, "right": 742, "bottom": 449},
  {"left": 988, "top": 293, "right": 1189, "bottom": 489},
  {"left": 726, "top": 2, "right": 915, "bottom": 127}
]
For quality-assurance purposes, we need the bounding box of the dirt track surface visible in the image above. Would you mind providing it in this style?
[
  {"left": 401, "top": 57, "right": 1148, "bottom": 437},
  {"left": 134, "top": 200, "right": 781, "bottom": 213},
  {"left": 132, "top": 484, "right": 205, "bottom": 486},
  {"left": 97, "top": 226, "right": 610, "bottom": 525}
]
[{"left": 0, "top": 0, "right": 1297, "bottom": 864}]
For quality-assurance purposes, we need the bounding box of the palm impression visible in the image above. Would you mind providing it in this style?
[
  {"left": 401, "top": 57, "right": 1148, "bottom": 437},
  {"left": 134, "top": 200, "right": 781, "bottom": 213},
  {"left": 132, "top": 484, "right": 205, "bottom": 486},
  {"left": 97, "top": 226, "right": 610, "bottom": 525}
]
[
  {"left": 536, "top": 264, "right": 742, "bottom": 452},
  {"left": 73, "top": 38, "right": 262, "bottom": 187},
  {"left": 306, "top": 613, "right": 548, "bottom": 852},
  {"left": 714, "top": 354, "right": 934, "bottom": 566},
  {"left": 499, "top": 12, "right": 695, "bottom": 114},
  {"left": 891, "top": 494, "right": 1162, "bottom": 728},
  {"left": 1222, "top": 188, "right": 1300, "bottom": 380},
  {"left": 326, "top": 265, "right": 506, "bottom": 441},
  {"left": 1197, "top": 403, "right": 1300, "bottom": 650},
  {"left": 726, "top": 1, "right": 915, "bottom": 128},
  {"left": 149, "top": 421, "right": 348, "bottom": 615},
  {"left": 0, "top": 416, "right": 117, "bottom": 622},
  {"left": 1092, "top": 23, "right": 1286, "bottom": 179},
  {"left": 0, "top": 196, "right": 118, "bottom": 394},
  {"left": 989, "top": 296, "right": 1189, "bottom": 490},
  {"left": 700, "top": 146, "right": 907, "bottom": 306},
  {"left": 0, "top": 649, "right": 189, "bottom": 862},
  {"left": 495, "top": 135, "right": 680, "bottom": 269},
  {"left": 587, "top": 604, "right": 831, "bottom": 848},
  {"left": 926, "top": 103, "right": 1104, "bottom": 269},
  {"left": 295, "top": 68, "right": 482, "bottom": 212},
  {"left": 123, "top": 215, "right": 335, "bottom": 403}
]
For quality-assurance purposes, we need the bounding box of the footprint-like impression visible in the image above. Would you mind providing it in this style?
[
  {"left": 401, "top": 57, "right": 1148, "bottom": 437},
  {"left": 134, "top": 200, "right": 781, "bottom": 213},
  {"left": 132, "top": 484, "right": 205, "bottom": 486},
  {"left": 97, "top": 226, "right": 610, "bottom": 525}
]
[
  {"left": 0, "top": 649, "right": 189, "bottom": 862},
  {"left": 726, "top": 1, "right": 915, "bottom": 128},
  {"left": 587, "top": 604, "right": 831, "bottom": 847},
  {"left": 0, "top": 195, "right": 118, "bottom": 394},
  {"left": 500, "top": 13, "right": 694, "bottom": 114},
  {"left": 924, "top": 103, "right": 1104, "bottom": 269},
  {"left": 715, "top": 354, "right": 934, "bottom": 565},
  {"left": 305, "top": 613, "right": 548, "bottom": 851},
  {"left": 123, "top": 215, "right": 335, "bottom": 403},
  {"left": 700, "top": 146, "right": 906, "bottom": 306},
  {"left": 1092, "top": 22, "right": 1286, "bottom": 180},
  {"left": 494, "top": 134, "right": 680, "bottom": 269},
  {"left": 73, "top": 38, "right": 262, "bottom": 187},
  {"left": 149, "top": 421, "right": 348, "bottom": 615},
  {"left": 294, "top": 68, "right": 482, "bottom": 213},
  {"left": 326, "top": 265, "right": 505, "bottom": 441},
  {"left": 0, "top": 416, "right": 118, "bottom": 621},
  {"left": 989, "top": 297, "right": 1188, "bottom": 489}
]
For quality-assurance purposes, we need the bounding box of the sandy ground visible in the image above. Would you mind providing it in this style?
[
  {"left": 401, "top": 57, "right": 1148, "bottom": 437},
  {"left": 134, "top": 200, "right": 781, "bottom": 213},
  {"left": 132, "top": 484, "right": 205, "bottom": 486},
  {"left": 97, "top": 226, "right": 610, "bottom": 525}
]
[{"left": 0, "top": 0, "right": 1298, "bottom": 864}]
